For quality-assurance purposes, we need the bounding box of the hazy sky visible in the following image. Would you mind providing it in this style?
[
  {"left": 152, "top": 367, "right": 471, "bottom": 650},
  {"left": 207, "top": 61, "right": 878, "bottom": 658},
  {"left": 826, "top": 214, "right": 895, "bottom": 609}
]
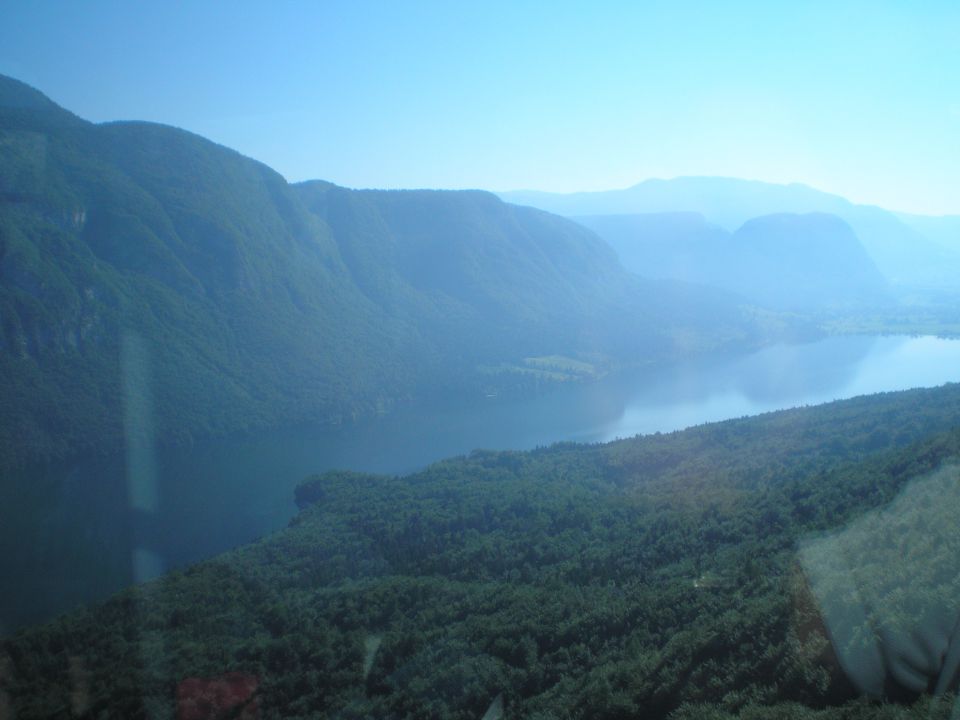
[{"left": 2, "top": 1, "right": 958, "bottom": 214}]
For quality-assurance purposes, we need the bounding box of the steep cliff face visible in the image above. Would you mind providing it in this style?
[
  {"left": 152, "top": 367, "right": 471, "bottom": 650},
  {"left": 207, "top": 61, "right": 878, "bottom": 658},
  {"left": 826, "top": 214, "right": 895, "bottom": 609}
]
[{"left": 726, "top": 213, "right": 890, "bottom": 310}]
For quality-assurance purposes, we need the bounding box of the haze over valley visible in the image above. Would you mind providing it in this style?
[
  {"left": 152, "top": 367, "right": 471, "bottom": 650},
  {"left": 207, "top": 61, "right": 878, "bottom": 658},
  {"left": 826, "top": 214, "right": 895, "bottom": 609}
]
[{"left": 3, "top": 4, "right": 960, "bottom": 718}]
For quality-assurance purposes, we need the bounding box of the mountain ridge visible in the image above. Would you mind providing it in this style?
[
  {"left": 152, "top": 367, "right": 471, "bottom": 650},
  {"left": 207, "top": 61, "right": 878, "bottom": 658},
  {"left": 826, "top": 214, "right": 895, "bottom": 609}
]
[
  {"left": 0, "top": 74, "right": 778, "bottom": 468},
  {"left": 500, "top": 176, "right": 960, "bottom": 287},
  {"left": 575, "top": 211, "right": 890, "bottom": 311}
]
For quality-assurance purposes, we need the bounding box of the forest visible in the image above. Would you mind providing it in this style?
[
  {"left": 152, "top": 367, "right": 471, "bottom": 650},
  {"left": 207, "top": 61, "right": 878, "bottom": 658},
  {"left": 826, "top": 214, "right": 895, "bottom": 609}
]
[{"left": 4, "top": 383, "right": 960, "bottom": 719}]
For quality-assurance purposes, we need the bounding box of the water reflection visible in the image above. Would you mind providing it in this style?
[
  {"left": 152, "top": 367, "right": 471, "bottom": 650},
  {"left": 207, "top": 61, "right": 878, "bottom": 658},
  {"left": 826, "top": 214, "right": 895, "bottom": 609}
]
[
  {"left": 3, "top": 335, "right": 960, "bottom": 632},
  {"left": 590, "top": 335, "right": 953, "bottom": 442}
]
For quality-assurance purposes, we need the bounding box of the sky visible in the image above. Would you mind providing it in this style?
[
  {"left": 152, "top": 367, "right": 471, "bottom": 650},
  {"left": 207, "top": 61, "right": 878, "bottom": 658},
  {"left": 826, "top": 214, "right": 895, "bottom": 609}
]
[{"left": 1, "top": 1, "right": 958, "bottom": 215}]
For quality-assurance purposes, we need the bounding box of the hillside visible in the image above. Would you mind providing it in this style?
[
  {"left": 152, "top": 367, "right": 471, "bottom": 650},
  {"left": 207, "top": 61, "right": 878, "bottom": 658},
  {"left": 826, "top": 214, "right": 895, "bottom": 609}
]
[
  {"left": 730, "top": 214, "right": 888, "bottom": 309},
  {"left": 577, "top": 212, "right": 891, "bottom": 311},
  {"left": 501, "top": 177, "right": 960, "bottom": 288},
  {"left": 0, "top": 75, "right": 775, "bottom": 468},
  {"left": 573, "top": 212, "right": 730, "bottom": 286},
  {"left": 5, "top": 383, "right": 960, "bottom": 718}
]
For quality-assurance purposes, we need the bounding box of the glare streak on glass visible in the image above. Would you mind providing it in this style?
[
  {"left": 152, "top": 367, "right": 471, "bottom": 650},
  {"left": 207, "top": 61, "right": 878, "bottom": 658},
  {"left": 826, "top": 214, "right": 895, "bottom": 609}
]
[
  {"left": 121, "top": 331, "right": 163, "bottom": 584},
  {"left": 120, "top": 331, "right": 171, "bottom": 720},
  {"left": 121, "top": 332, "right": 159, "bottom": 514},
  {"left": 799, "top": 464, "right": 960, "bottom": 698}
]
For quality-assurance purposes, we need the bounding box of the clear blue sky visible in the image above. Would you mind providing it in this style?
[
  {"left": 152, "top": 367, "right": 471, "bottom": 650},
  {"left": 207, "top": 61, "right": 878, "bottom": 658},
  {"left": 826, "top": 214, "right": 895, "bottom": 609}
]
[{"left": 2, "top": 1, "right": 958, "bottom": 214}]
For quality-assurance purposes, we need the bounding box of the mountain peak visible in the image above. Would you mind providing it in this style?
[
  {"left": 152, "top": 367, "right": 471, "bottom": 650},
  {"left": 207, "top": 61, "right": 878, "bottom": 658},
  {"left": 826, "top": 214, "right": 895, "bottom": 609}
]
[
  {"left": 0, "top": 74, "right": 83, "bottom": 127},
  {"left": 0, "top": 74, "right": 56, "bottom": 109}
]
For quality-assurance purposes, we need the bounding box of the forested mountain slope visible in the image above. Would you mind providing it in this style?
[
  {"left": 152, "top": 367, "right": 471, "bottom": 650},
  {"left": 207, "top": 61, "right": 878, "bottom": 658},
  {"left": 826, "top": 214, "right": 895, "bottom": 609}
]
[
  {"left": 0, "top": 75, "right": 774, "bottom": 468},
  {"left": 5, "top": 383, "right": 960, "bottom": 719}
]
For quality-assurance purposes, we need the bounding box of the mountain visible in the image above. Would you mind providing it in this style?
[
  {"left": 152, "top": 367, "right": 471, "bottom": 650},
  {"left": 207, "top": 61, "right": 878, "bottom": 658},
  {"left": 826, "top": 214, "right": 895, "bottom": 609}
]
[
  {"left": 502, "top": 177, "right": 841, "bottom": 226},
  {"left": 729, "top": 214, "right": 890, "bottom": 309},
  {"left": 6, "top": 383, "right": 960, "bottom": 718},
  {"left": 576, "top": 212, "right": 891, "bottom": 311},
  {"left": 896, "top": 212, "right": 960, "bottom": 254},
  {"left": 0, "top": 75, "right": 777, "bottom": 468},
  {"left": 500, "top": 177, "right": 960, "bottom": 288},
  {"left": 573, "top": 212, "right": 730, "bottom": 286}
]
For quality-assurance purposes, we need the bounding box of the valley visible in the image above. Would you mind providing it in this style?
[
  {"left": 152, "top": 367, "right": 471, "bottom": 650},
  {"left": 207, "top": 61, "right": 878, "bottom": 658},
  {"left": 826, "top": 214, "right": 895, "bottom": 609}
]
[
  {"left": 3, "top": 62, "right": 960, "bottom": 720},
  {"left": 5, "top": 383, "right": 960, "bottom": 718}
]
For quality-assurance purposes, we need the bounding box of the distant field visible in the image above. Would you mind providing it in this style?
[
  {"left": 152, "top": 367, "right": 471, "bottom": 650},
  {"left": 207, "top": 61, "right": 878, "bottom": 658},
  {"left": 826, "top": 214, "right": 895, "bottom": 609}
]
[{"left": 479, "top": 355, "right": 601, "bottom": 384}]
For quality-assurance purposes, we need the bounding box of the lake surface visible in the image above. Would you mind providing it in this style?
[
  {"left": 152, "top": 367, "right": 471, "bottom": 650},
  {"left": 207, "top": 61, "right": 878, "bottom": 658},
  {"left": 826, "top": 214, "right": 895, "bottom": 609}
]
[{"left": 4, "top": 334, "right": 960, "bottom": 632}]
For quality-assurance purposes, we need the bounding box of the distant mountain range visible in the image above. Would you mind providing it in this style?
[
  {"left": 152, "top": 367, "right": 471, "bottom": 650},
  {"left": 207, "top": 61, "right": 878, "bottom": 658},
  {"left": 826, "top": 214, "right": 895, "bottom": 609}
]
[
  {"left": 576, "top": 212, "right": 891, "bottom": 311},
  {"left": 501, "top": 177, "right": 960, "bottom": 288},
  {"left": 0, "top": 75, "right": 779, "bottom": 466}
]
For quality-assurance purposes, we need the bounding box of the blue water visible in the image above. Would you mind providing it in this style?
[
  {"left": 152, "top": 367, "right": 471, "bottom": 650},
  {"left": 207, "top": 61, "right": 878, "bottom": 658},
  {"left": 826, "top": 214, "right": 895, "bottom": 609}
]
[
  {"left": 3, "top": 334, "right": 959, "bottom": 632},
  {"left": 588, "top": 334, "right": 960, "bottom": 442}
]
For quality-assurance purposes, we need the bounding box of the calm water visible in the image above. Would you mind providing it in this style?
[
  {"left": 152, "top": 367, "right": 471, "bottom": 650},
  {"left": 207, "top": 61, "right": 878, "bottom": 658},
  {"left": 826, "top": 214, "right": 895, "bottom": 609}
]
[{"left": 4, "top": 334, "right": 960, "bottom": 632}]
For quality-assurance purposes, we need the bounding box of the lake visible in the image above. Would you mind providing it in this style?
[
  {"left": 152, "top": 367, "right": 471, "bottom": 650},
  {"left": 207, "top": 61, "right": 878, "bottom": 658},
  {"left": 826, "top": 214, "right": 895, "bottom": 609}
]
[{"left": 3, "top": 334, "right": 960, "bottom": 632}]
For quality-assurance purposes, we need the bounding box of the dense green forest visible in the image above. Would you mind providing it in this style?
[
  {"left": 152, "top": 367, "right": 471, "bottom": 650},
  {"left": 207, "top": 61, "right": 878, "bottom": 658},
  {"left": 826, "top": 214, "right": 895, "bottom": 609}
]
[
  {"left": 5, "top": 383, "right": 960, "bottom": 719},
  {"left": 0, "top": 74, "right": 786, "bottom": 469}
]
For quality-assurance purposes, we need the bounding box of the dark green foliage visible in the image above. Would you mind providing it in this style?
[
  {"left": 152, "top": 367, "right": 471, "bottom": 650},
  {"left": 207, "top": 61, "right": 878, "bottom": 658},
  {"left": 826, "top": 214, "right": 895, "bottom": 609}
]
[
  {"left": 294, "top": 470, "right": 388, "bottom": 511},
  {"left": 5, "top": 385, "right": 960, "bottom": 718}
]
